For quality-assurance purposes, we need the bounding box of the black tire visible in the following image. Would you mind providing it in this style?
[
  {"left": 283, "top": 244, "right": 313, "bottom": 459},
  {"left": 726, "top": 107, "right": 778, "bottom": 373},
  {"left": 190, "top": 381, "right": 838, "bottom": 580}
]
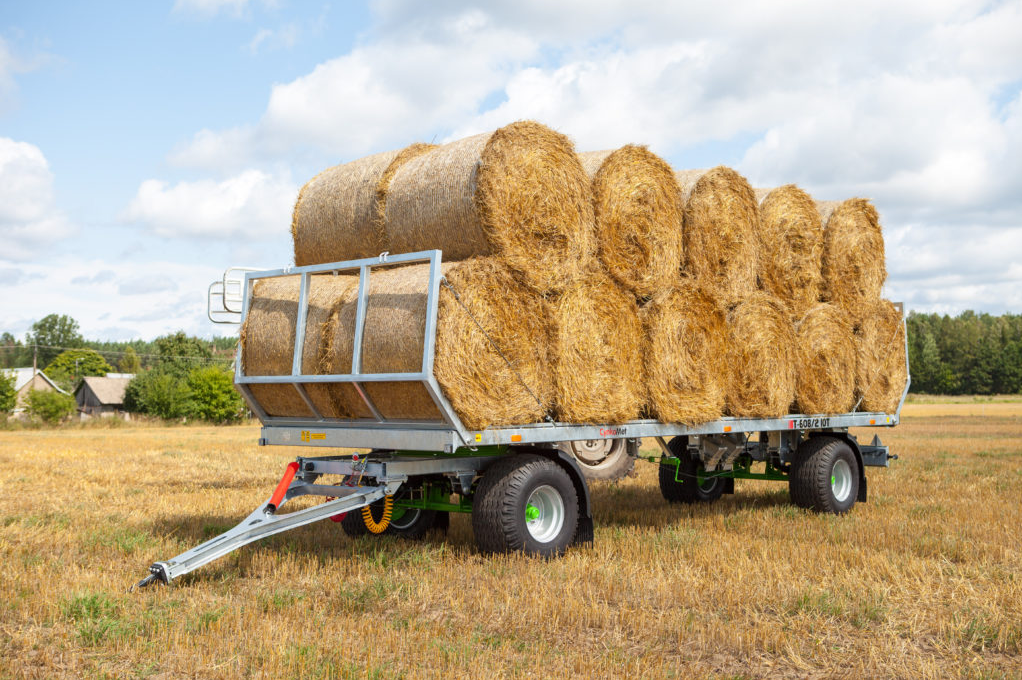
[
  {"left": 658, "top": 436, "right": 725, "bottom": 504},
  {"left": 789, "top": 436, "right": 860, "bottom": 514},
  {"left": 562, "top": 439, "right": 636, "bottom": 481},
  {"left": 387, "top": 506, "right": 437, "bottom": 540},
  {"left": 472, "top": 454, "right": 579, "bottom": 557}
]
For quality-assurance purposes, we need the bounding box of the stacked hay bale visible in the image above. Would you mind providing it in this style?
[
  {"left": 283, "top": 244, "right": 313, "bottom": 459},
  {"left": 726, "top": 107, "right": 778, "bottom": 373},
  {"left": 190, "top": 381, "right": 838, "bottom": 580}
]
[
  {"left": 641, "top": 278, "right": 729, "bottom": 424},
  {"left": 549, "top": 267, "right": 645, "bottom": 423},
  {"left": 818, "top": 198, "right": 886, "bottom": 316},
  {"left": 578, "top": 146, "right": 684, "bottom": 298},
  {"left": 676, "top": 166, "right": 760, "bottom": 304},
  {"left": 755, "top": 185, "right": 824, "bottom": 320},
  {"left": 246, "top": 120, "right": 907, "bottom": 430},
  {"left": 292, "top": 143, "right": 436, "bottom": 266},
  {"left": 724, "top": 292, "right": 797, "bottom": 418},
  {"left": 239, "top": 274, "right": 358, "bottom": 417},
  {"left": 817, "top": 198, "right": 905, "bottom": 412},
  {"left": 793, "top": 303, "right": 857, "bottom": 414}
]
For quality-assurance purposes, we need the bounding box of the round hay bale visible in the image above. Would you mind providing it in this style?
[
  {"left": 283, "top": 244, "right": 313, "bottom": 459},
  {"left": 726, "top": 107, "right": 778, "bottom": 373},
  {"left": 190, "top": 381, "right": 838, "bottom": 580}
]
[
  {"left": 320, "top": 258, "right": 554, "bottom": 430},
  {"left": 724, "top": 292, "right": 797, "bottom": 418},
  {"left": 578, "top": 146, "right": 684, "bottom": 298},
  {"left": 240, "top": 274, "right": 359, "bottom": 417},
  {"left": 676, "top": 166, "right": 759, "bottom": 304},
  {"left": 641, "top": 278, "right": 729, "bottom": 424},
  {"left": 385, "top": 121, "right": 596, "bottom": 293},
  {"left": 757, "top": 185, "right": 824, "bottom": 319},
  {"left": 818, "top": 198, "right": 887, "bottom": 315},
  {"left": 855, "top": 299, "right": 908, "bottom": 413},
  {"left": 292, "top": 143, "right": 435, "bottom": 266},
  {"left": 793, "top": 303, "right": 856, "bottom": 415},
  {"left": 550, "top": 268, "right": 645, "bottom": 423}
]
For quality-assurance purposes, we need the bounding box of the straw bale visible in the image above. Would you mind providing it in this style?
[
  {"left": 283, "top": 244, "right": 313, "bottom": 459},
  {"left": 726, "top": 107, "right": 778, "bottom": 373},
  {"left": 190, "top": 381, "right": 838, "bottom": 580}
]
[
  {"left": 724, "top": 292, "right": 797, "bottom": 418},
  {"left": 320, "top": 259, "right": 554, "bottom": 429},
  {"left": 855, "top": 299, "right": 908, "bottom": 413},
  {"left": 756, "top": 185, "right": 824, "bottom": 319},
  {"left": 239, "top": 275, "right": 359, "bottom": 417},
  {"left": 551, "top": 268, "right": 644, "bottom": 423},
  {"left": 676, "top": 166, "right": 759, "bottom": 304},
  {"left": 385, "top": 121, "right": 596, "bottom": 293},
  {"left": 291, "top": 149, "right": 397, "bottom": 266},
  {"left": 819, "top": 198, "right": 887, "bottom": 316},
  {"left": 793, "top": 303, "right": 856, "bottom": 415},
  {"left": 579, "top": 146, "right": 684, "bottom": 298},
  {"left": 641, "top": 278, "right": 729, "bottom": 424}
]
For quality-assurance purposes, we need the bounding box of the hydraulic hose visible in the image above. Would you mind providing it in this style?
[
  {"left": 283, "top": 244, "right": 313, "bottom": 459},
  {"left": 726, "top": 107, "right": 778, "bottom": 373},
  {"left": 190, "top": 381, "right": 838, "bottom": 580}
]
[{"left": 361, "top": 495, "right": 393, "bottom": 534}]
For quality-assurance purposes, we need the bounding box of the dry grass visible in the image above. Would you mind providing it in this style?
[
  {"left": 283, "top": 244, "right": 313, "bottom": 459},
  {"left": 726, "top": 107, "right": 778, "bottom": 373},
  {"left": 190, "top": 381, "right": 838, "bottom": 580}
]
[{"left": 3, "top": 404, "right": 1021, "bottom": 678}]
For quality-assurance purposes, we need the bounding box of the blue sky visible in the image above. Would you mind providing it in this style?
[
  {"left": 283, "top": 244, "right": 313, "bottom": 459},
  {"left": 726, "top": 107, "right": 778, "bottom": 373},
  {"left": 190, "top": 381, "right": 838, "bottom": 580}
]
[{"left": 2, "top": 0, "right": 1021, "bottom": 342}]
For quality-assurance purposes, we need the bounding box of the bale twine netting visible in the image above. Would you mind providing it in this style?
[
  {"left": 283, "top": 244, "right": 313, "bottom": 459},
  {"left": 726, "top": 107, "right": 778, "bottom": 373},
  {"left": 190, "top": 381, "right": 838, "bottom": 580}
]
[
  {"left": 818, "top": 198, "right": 887, "bottom": 316},
  {"left": 793, "top": 303, "right": 856, "bottom": 415},
  {"left": 239, "top": 274, "right": 358, "bottom": 417},
  {"left": 725, "top": 292, "right": 797, "bottom": 418},
  {"left": 381, "top": 120, "right": 596, "bottom": 293},
  {"left": 291, "top": 143, "right": 436, "bottom": 266},
  {"left": 641, "top": 278, "right": 729, "bottom": 425},
  {"left": 550, "top": 268, "right": 645, "bottom": 423},
  {"left": 676, "top": 166, "right": 760, "bottom": 305},
  {"left": 578, "top": 146, "right": 683, "bottom": 298},
  {"left": 756, "top": 185, "right": 824, "bottom": 319},
  {"left": 314, "top": 258, "right": 554, "bottom": 430},
  {"left": 855, "top": 299, "right": 908, "bottom": 413}
]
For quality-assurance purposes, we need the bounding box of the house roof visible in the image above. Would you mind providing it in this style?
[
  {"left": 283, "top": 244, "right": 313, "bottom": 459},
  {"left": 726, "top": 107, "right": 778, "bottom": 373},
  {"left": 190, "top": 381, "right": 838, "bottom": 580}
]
[
  {"left": 2, "top": 367, "right": 69, "bottom": 394},
  {"left": 77, "top": 376, "right": 132, "bottom": 405}
]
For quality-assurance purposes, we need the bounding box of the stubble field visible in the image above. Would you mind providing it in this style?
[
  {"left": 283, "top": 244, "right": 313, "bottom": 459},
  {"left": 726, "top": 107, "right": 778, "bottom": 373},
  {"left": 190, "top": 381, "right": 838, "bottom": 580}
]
[{"left": 1, "top": 403, "right": 1020, "bottom": 678}]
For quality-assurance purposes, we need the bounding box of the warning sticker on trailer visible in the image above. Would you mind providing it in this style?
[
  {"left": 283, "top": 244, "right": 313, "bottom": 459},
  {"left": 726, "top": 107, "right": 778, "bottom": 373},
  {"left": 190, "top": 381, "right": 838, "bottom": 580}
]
[{"left": 301, "top": 431, "right": 326, "bottom": 441}]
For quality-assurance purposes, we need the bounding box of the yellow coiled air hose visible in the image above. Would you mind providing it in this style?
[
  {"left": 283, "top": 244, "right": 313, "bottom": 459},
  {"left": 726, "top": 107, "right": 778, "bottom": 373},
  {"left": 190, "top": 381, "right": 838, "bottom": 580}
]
[{"left": 361, "top": 495, "right": 393, "bottom": 534}]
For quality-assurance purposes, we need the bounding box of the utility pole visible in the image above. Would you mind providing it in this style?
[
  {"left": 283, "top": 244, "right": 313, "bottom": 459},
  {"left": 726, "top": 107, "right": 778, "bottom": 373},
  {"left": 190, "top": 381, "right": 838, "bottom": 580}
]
[{"left": 33, "top": 344, "right": 37, "bottom": 373}]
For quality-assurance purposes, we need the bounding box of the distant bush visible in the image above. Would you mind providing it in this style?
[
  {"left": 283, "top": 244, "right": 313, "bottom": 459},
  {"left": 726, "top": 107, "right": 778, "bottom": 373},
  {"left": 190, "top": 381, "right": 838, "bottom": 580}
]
[
  {"left": 124, "top": 370, "right": 190, "bottom": 420},
  {"left": 0, "top": 372, "right": 16, "bottom": 414},
  {"left": 186, "top": 366, "right": 244, "bottom": 424},
  {"left": 26, "top": 389, "right": 77, "bottom": 424}
]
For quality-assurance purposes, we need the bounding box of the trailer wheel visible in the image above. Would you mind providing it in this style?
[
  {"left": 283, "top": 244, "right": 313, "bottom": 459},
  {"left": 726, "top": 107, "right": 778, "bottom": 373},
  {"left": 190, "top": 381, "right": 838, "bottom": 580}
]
[
  {"left": 562, "top": 439, "right": 635, "bottom": 481},
  {"left": 387, "top": 507, "right": 437, "bottom": 540},
  {"left": 789, "top": 436, "right": 859, "bottom": 514},
  {"left": 472, "top": 454, "right": 579, "bottom": 557},
  {"left": 658, "top": 436, "right": 725, "bottom": 504}
]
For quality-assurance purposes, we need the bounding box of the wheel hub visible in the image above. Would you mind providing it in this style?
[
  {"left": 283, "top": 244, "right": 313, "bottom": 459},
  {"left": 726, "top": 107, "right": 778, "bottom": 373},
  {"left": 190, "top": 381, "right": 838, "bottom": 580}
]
[
  {"left": 831, "top": 459, "right": 853, "bottom": 503},
  {"left": 570, "top": 439, "right": 614, "bottom": 465},
  {"left": 524, "top": 485, "right": 565, "bottom": 543}
]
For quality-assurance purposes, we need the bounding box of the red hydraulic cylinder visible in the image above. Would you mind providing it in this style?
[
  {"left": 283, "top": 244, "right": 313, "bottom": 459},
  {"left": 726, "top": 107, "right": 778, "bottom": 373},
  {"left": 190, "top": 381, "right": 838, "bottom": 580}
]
[{"left": 267, "top": 462, "right": 300, "bottom": 513}]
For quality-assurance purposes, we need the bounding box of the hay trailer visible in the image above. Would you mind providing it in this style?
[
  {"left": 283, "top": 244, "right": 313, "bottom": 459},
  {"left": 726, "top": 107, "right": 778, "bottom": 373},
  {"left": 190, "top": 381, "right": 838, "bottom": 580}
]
[{"left": 133, "top": 250, "right": 908, "bottom": 589}]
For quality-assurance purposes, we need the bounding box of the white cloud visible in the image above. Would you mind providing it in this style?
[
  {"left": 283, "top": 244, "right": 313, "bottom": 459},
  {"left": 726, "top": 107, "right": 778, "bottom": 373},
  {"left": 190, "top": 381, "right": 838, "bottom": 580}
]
[
  {"left": 0, "top": 256, "right": 233, "bottom": 341},
  {"left": 0, "top": 138, "right": 76, "bottom": 261},
  {"left": 121, "top": 169, "right": 297, "bottom": 239},
  {"left": 171, "top": 10, "right": 538, "bottom": 171},
  {"left": 247, "top": 22, "right": 301, "bottom": 54}
]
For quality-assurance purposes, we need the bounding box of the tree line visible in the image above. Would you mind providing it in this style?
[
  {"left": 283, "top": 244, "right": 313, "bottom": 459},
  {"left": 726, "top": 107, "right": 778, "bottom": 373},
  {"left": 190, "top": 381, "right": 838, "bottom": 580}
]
[
  {"left": 1, "top": 314, "right": 243, "bottom": 424},
  {"left": 906, "top": 311, "right": 1022, "bottom": 395}
]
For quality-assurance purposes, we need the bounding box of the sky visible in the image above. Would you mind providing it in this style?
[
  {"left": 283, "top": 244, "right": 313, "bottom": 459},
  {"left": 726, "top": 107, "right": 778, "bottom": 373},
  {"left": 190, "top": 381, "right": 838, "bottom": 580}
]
[{"left": 1, "top": 0, "right": 1021, "bottom": 343}]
